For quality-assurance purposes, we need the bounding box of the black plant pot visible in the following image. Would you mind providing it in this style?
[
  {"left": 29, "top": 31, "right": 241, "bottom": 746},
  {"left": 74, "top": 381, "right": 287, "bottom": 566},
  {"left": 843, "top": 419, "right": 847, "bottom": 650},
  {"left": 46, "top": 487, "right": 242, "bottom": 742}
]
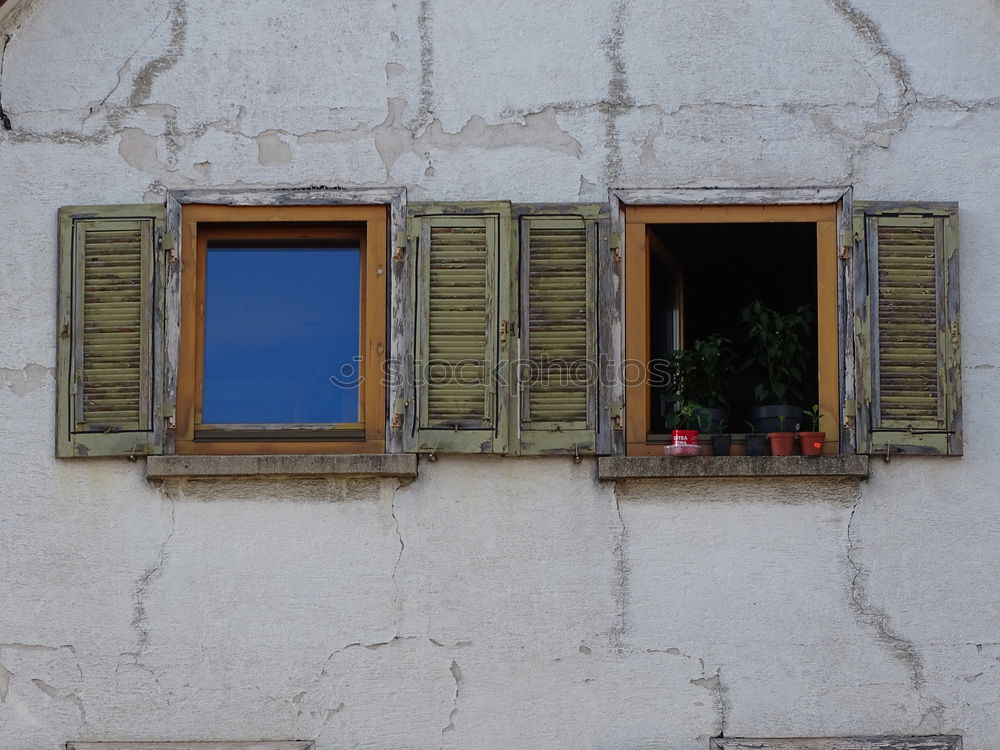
[
  {"left": 711, "top": 434, "right": 732, "bottom": 456},
  {"left": 750, "top": 405, "right": 804, "bottom": 434},
  {"left": 744, "top": 434, "right": 769, "bottom": 456}
]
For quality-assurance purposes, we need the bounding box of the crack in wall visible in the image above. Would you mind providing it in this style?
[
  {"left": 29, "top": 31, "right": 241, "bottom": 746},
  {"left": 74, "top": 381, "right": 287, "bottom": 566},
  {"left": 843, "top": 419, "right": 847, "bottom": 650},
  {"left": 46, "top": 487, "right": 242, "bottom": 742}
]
[
  {"left": 390, "top": 482, "right": 406, "bottom": 636},
  {"left": 128, "top": 487, "right": 177, "bottom": 673},
  {"left": 829, "top": 0, "right": 919, "bottom": 172},
  {"left": 845, "top": 487, "right": 945, "bottom": 729},
  {"left": 83, "top": 7, "right": 174, "bottom": 128},
  {"left": 610, "top": 491, "right": 629, "bottom": 652},
  {"left": 440, "top": 659, "right": 461, "bottom": 747},
  {"left": 692, "top": 668, "right": 727, "bottom": 737},
  {"left": 31, "top": 677, "right": 86, "bottom": 726},
  {"left": 600, "top": 0, "right": 634, "bottom": 184},
  {"left": 0, "top": 32, "right": 12, "bottom": 130},
  {"left": 413, "top": 0, "right": 434, "bottom": 134}
]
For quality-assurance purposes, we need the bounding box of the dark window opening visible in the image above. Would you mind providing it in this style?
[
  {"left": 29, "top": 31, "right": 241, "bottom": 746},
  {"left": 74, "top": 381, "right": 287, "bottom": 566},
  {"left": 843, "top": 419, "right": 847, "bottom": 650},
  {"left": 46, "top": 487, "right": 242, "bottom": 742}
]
[{"left": 648, "top": 222, "right": 819, "bottom": 437}]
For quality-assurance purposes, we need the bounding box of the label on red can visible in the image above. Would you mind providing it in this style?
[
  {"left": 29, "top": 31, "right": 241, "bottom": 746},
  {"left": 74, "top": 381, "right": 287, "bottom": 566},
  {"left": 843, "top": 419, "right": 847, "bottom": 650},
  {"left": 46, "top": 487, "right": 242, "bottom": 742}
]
[{"left": 671, "top": 429, "right": 699, "bottom": 446}]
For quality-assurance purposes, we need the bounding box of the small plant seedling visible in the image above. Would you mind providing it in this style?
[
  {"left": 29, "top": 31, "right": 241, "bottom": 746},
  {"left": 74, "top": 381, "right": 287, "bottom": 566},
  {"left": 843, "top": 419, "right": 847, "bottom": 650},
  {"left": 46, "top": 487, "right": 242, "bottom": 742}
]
[{"left": 805, "top": 404, "right": 823, "bottom": 431}]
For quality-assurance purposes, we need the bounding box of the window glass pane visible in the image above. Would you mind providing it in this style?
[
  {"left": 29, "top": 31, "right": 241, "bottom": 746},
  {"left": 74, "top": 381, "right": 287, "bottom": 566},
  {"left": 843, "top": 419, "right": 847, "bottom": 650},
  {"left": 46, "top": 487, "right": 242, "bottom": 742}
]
[{"left": 202, "top": 245, "right": 361, "bottom": 424}]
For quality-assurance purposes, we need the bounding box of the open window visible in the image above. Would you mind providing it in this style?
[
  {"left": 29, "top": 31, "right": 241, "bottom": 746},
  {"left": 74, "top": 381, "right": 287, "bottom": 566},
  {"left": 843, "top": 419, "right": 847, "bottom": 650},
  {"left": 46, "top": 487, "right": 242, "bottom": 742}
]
[{"left": 625, "top": 204, "right": 840, "bottom": 456}]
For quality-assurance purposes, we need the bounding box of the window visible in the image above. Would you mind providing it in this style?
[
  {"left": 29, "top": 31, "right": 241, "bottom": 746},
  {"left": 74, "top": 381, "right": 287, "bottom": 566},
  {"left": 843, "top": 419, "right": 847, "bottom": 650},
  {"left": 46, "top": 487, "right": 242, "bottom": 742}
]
[
  {"left": 175, "top": 205, "right": 387, "bottom": 454},
  {"left": 618, "top": 193, "right": 962, "bottom": 458},
  {"left": 624, "top": 203, "right": 840, "bottom": 456}
]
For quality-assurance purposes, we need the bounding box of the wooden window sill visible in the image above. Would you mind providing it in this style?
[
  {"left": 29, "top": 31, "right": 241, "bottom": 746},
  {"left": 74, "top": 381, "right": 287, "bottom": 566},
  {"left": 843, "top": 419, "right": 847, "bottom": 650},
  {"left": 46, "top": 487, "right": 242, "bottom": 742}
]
[
  {"left": 146, "top": 453, "right": 417, "bottom": 479},
  {"left": 598, "top": 455, "right": 869, "bottom": 480}
]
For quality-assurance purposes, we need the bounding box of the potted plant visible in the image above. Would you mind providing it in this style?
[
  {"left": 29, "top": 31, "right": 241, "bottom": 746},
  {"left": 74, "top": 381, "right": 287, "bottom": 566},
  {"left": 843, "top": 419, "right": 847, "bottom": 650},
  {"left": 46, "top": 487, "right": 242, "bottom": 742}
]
[
  {"left": 799, "top": 404, "right": 826, "bottom": 456},
  {"left": 740, "top": 300, "right": 812, "bottom": 434},
  {"left": 662, "top": 335, "right": 736, "bottom": 434},
  {"left": 743, "top": 421, "right": 769, "bottom": 456},
  {"left": 663, "top": 400, "right": 704, "bottom": 456},
  {"left": 710, "top": 420, "right": 731, "bottom": 456}
]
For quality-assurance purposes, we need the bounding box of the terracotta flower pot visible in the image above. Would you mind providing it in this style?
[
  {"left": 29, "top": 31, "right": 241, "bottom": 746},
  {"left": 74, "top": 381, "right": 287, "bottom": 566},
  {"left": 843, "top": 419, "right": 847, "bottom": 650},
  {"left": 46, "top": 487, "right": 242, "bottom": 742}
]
[
  {"left": 799, "top": 431, "right": 826, "bottom": 456},
  {"left": 767, "top": 432, "right": 797, "bottom": 456}
]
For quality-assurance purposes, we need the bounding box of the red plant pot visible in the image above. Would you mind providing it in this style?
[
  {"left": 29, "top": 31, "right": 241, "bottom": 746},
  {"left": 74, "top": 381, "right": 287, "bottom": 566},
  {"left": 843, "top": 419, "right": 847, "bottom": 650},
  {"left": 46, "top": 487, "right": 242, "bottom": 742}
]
[
  {"left": 767, "top": 432, "right": 797, "bottom": 456},
  {"left": 799, "top": 431, "right": 826, "bottom": 456},
  {"left": 666, "top": 429, "right": 700, "bottom": 456}
]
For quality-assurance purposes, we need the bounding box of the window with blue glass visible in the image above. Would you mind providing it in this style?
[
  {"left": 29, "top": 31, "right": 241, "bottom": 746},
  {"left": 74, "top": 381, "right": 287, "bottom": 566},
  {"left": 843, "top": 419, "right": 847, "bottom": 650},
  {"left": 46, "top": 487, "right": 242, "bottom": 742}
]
[
  {"left": 176, "top": 206, "right": 388, "bottom": 454},
  {"left": 202, "top": 244, "right": 361, "bottom": 426}
]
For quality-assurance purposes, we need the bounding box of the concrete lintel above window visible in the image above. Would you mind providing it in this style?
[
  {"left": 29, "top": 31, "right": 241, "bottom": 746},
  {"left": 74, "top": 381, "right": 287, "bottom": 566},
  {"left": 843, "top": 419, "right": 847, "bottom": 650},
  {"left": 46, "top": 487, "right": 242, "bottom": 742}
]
[
  {"left": 598, "top": 455, "right": 869, "bottom": 480},
  {"left": 67, "top": 743, "right": 315, "bottom": 750},
  {"left": 169, "top": 186, "right": 406, "bottom": 208},
  {"left": 146, "top": 453, "right": 417, "bottom": 479},
  {"left": 710, "top": 737, "right": 961, "bottom": 750},
  {"left": 611, "top": 186, "right": 850, "bottom": 207}
]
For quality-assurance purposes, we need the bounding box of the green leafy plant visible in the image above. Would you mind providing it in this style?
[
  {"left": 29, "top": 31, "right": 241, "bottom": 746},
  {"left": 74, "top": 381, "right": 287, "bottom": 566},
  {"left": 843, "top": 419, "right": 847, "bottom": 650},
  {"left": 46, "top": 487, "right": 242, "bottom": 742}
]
[
  {"left": 740, "top": 300, "right": 813, "bottom": 405},
  {"left": 804, "top": 403, "right": 823, "bottom": 431},
  {"left": 664, "top": 400, "right": 706, "bottom": 431},
  {"left": 661, "top": 334, "right": 737, "bottom": 408},
  {"left": 744, "top": 420, "right": 757, "bottom": 435}
]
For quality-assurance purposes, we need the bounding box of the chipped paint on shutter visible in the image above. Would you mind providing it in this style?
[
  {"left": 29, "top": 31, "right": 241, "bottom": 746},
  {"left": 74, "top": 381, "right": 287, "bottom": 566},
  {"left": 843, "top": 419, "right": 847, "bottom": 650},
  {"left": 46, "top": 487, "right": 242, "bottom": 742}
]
[
  {"left": 524, "top": 217, "right": 591, "bottom": 425},
  {"left": 57, "top": 204, "right": 165, "bottom": 458},
  {"left": 854, "top": 202, "right": 961, "bottom": 456},
  {"left": 424, "top": 218, "right": 495, "bottom": 428},
  {"left": 515, "top": 206, "right": 601, "bottom": 456},
  {"left": 410, "top": 203, "right": 509, "bottom": 455},
  {"left": 73, "top": 219, "right": 151, "bottom": 431},
  {"left": 871, "top": 216, "right": 943, "bottom": 429}
]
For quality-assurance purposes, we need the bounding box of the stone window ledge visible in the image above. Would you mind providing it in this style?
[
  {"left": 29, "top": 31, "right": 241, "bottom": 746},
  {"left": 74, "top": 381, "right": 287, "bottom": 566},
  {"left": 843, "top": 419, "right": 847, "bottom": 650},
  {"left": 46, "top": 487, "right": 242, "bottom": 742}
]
[
  {"left": 598, "top": 455, "right": 869, "bottom": 480},
  {"left": 68, "top": 743, "right": 314, "bottom": 750},
  {"left": 710, "top": 737, "right": 961, "bottom": 750},
  {"left": 146, "top": 454, "right": 417, "bottom": 479}
]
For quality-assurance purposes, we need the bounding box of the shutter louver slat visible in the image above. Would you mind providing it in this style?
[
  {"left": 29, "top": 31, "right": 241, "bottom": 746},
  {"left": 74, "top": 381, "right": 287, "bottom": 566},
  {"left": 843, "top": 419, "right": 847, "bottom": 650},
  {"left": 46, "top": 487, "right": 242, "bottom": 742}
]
[
  {"left": 524, "top": 220, "right": 590, "bottom": 426},
  {"left": 875, "top": 219, "right": 942, "bottom": 428}
]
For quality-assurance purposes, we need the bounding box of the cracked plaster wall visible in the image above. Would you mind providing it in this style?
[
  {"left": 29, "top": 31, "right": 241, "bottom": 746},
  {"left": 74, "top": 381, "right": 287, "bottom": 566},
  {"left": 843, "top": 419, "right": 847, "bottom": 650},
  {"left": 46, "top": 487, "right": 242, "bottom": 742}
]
[{"left": 2, "top": 0, "right": 1000, "bottom": 748}]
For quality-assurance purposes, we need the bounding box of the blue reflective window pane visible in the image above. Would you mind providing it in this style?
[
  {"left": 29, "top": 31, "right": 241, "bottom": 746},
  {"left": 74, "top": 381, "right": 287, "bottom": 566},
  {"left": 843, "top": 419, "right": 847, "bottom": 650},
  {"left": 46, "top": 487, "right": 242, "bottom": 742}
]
[{"left": 202, "top": 245, "right": 361, "bottom": 424}]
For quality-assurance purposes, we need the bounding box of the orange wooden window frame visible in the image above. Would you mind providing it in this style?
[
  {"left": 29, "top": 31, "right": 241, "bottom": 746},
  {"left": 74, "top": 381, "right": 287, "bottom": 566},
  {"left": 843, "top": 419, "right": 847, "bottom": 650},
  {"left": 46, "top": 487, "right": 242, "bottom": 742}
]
[
  {"left": 176, "top": 204, "right": 387, "bottom": 455},
  {"left": 623, "top": 203, "right": 840, "bottom": 456}
]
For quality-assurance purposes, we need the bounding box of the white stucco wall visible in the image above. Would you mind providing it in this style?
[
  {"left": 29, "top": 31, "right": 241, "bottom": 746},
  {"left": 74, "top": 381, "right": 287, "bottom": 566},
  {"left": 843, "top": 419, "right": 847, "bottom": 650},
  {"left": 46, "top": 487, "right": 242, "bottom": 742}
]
[{"left": 2, "top": 1, "right": 999, "bottom": 748}]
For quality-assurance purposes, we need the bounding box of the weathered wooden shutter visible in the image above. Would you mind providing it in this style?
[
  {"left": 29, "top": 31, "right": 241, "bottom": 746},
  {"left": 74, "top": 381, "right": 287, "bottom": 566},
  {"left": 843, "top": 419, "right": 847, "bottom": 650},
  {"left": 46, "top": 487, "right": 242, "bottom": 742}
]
[
  {"left": 514, "top": 207, "right": 600, "bottom": 455},
  {"left": 854, "top": 202, "right": 961, "bottom": 455},
  {"left": 408, "top": 203, "right": 512, "bottom": 454},
  {"left": 57, "top": 205, "right": 166, "bottom": 457}
]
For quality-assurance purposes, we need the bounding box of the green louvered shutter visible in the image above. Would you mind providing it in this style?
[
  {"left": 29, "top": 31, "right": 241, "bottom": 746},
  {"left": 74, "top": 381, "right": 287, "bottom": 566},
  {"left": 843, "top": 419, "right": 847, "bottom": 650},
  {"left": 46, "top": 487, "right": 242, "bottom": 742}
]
[
  {"left": 515, "top": 208, "right": 599, "bottom": 455},
  {"left": 57, "top": 205, "right": 166, "bottom": 457},
  {"left": 854, "top": 202, "right": 961, "bottom": 455},
  {"left": 410, "top": 204, "right": 511, "bottom": 454}
]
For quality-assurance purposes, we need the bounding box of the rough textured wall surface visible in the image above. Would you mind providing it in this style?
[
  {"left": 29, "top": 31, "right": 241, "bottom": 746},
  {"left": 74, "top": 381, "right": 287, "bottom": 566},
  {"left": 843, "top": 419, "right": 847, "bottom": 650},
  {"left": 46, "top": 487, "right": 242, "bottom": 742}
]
[{"left": 2, "top": 0, "right": 1000, "bottom": 748}]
